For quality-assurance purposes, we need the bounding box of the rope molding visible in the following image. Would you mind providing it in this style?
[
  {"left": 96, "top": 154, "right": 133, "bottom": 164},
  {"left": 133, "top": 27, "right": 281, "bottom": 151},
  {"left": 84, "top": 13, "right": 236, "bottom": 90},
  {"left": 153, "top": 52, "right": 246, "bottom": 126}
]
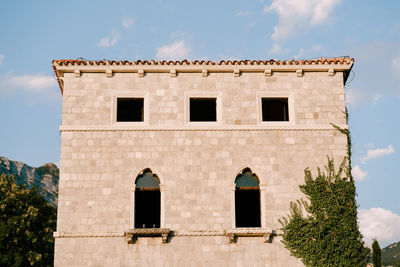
[
  {"left": 226, "top": 229, "right": 272, "bottom": 234},
  {"left": 175, "top": 230, "right": 225, "bottom": 236},
  {"left": 59, "top": 125, "right": 347, "bottom": 132},
  {"left": 126, "top": 228, "right": 170, "bottom": 235},
  {"left": 53, "top": 229, "right": 280, "bottom": 238},
  {"left": 53, "top": 232, "right": 125, "bottom": 238}
]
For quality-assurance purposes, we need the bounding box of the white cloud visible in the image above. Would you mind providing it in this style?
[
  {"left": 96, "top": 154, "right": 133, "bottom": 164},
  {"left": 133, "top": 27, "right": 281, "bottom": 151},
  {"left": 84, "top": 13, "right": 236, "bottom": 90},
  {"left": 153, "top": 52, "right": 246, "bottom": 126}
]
[
  {"left": 9, "top": 74, "right": 55, "bottom": 92},
  {"left": 371, "top": 94, "right": 382, "bottom": 106},
  {"left": 170, "top": 30, "right": 186, "bottom": 40},
  {"left": 294, "top": 49, "right": 305, "bottom": 59},
  {"left": 392, "top": 54, "right": 400, "bottom": 74},
  {"left": 0, "top": 54, "right": 4, "bottom": 65},
  {"left": 0, "top": 73, "right": 60, "bottom": 102},
  {"left": 269, "top": 43, "right": 289, "bottom": 55},
  {"left": 294, "top": 45, "right": 323, "bottom": 59},
  {"left": 264, "top": 0, "right": 342, "bottom": 42},
  {"left": 352, "top": 165, "right": 367, "bottom": 181},
  {"left": 345, "top": 89, "right": 365, "bottom": 106},
  {"left": 236, "top": 10, "right": 252, "bottom": 16},
  {"left": 360, "top": 145, "right": 395, "bottom": 164},
  {"left": 244, "top": 21, "right": 258, "bottom": 30},
  {"left": 156, "top": 40, "right": 191, "bottom": 60},
  {"left": 310, "top": 0, "right": 341, "bottom": 25},
  {"left": 359, "top": 208, "right": 400, "bottom": 246},
  {"left": 346, "top": 41, "right": 400, "bottom": 101},
  {"left": 346, "top": 88, "right": 383, "bottom": 107},
  {"left": 122, "top": 15, "right": 135, "bottom": 29},
  {"left": 96, "top": 30, "right": 121, "bottom": 48},
  {"left": 365, "top": 143, "right": 375, "bottom": 149}
]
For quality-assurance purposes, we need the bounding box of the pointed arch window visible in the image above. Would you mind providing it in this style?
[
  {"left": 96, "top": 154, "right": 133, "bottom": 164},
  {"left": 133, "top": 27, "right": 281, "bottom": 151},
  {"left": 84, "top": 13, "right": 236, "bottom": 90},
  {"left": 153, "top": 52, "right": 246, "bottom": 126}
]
[
  {"left": 235, "top": 168, "right": 261, "bottom": 228},
  {"left": 135, "top": 169, "right": 160, "bottom": 228}
]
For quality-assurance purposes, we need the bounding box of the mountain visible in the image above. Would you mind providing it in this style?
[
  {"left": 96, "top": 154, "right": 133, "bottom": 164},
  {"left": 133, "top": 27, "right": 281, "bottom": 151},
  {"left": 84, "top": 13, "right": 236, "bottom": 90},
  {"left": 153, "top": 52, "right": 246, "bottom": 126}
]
[
  {"left": 382, "top": 241, "right": 400, "bottom": 266},
  {"left": 0, "top": 156, "right": 59, "bottom": 206}
]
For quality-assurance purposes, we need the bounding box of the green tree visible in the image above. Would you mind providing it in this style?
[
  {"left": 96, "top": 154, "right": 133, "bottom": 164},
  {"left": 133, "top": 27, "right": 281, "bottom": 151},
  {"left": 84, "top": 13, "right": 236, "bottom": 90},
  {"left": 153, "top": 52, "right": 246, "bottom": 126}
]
[
  {"left": 279, "top": 158, "right": 369, "bottom": 266},
  {"left": 372, "top": 239, "right": 381, "bottom": 267},
  {"left": 0, "top": 174, "right": 56, "bottom": 266}
]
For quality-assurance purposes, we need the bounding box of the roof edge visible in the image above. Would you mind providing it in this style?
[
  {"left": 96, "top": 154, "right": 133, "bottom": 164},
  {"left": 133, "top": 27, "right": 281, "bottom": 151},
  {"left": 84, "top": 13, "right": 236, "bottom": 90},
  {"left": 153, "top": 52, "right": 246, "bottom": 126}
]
[
  {"left": 52, "top": 58, "right": 354, "bottom": 94},
  {"left": 53, "top": 58, "right": 354, "bottom": 67}
]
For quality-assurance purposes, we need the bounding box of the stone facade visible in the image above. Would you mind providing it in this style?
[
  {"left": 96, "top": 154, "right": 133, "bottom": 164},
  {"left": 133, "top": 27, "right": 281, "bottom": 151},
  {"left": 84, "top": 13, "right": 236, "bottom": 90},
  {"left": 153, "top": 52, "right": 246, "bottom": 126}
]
[{"left": 53, "top": 59, "right": 353, "bottom": 266}]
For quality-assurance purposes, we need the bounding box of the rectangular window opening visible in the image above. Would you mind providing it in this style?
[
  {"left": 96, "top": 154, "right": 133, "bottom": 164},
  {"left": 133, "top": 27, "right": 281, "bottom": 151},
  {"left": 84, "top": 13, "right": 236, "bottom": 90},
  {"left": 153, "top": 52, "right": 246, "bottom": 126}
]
[
  {"left": 262, "top": 98, "right": 289, "bottom": 121},
  {"left": 190, "top": 98, "right": 217, "bottom": 122},
  {"left": 135, "top": 190, "right": 160, "bottom": 228},
  {"left": 235, "top": 189, "right": 261, "bottom": 228},
  {"left": 117, "top": 98, "right": 144, "bottom": 122}
]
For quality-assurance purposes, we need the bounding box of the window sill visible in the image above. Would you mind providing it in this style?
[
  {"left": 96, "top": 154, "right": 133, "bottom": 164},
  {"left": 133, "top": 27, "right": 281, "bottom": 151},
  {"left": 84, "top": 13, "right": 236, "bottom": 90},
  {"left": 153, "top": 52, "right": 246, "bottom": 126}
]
[
  {"left": 226, "top": 228, "right": 274, "bottom": 243},
  {"left": 124, "top": 228, "right": 276, "bottom": 244},
  {"left": 125, "top": 228, "right": 171, "bottom": 244}
]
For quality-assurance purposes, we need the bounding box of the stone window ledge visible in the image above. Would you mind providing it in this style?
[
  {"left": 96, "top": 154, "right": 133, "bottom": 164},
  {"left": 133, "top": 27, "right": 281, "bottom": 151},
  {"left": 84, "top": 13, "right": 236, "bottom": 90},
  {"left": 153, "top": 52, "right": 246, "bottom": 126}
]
[
  {"left": 125, "top": 228, "right": 171, "bottom": 244},
  {"left": 226, "top": 228, "right": 275, "bottom": 243}
]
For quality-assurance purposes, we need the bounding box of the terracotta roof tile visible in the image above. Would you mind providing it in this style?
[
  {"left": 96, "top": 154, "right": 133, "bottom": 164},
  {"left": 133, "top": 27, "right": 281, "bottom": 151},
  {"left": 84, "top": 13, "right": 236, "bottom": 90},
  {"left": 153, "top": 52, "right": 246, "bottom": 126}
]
[
  {"left": 53, "top": 58, "right": 353, "bottom": 66},
  {"left": 52, "top": 58, "right": 354, "bottom": 94}
]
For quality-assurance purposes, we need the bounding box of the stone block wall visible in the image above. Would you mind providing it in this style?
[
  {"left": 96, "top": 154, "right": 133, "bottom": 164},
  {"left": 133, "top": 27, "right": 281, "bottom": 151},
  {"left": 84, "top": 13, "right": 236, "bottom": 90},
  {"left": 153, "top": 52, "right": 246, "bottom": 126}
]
[
  {"left": 60, "top": 72, "right": 346, "bottom": 126},
  {"left": 54, "top": 61, "right": 349, "bottom": 266}
]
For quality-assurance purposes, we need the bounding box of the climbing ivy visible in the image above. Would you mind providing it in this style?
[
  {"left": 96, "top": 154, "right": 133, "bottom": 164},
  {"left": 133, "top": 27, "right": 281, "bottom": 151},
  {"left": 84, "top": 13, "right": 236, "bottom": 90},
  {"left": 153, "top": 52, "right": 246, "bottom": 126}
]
[{"left": 279, "top": 112, "right": 369, "bottom": 266}]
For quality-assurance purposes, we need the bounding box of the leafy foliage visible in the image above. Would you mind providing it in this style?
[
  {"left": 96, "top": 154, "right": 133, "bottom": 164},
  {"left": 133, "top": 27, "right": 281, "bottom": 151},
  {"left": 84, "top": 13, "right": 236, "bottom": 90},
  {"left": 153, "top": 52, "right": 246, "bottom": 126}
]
[
  {"left": 372, "top": 239, "right": 382, "bottom": 267},
  {"left": 0, "top": 174, "right": 56, "bottom": 266},
  {"left": 279, "top": 158, "right": 369, "bottom": 266}
]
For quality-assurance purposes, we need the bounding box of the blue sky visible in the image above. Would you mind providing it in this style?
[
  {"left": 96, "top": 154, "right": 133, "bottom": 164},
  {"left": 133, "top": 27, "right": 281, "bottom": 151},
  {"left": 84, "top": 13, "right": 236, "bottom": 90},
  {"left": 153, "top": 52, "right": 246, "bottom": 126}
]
[{"left": 0, "top": 0, "right": 399, "bottom": 246}]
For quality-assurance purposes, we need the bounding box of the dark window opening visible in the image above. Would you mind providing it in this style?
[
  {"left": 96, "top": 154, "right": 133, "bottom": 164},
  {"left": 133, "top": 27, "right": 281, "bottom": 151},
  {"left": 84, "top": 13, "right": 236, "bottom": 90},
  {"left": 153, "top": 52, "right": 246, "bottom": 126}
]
[
  {"left": 262, "top": 98, "right": 289, "bottom": 121},
  {"left": 135, "top": 190, "right": 160, "bottom": 228},
  {"left": 117, "top": 98, "right": 144, "bottom": 122},
  {"left": 235, "top": 168, "right": 261, "bottom": 228},
  {"left": 135, "top": 169, "right": 160, "bottom": 228},
  {"left": 190, "top": 98, "right": 217, "bottom": 122},
  {"left": 235, "top": 189, "right": 261, "bottom": 227}
]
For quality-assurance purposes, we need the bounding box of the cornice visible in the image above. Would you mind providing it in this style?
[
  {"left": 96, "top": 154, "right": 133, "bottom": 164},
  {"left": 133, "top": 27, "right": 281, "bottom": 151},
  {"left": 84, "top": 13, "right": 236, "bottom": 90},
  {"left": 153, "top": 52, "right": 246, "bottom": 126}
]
[{"left": 52, "top": 58, "right": 354, "bottom": 94}]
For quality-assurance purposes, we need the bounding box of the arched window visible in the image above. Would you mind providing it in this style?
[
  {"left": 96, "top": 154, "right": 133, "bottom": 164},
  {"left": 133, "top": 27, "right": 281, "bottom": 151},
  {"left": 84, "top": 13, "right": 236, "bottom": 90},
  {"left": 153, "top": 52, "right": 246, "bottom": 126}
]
[
  {"left": 235, "top": 168, "right": 261, "bottom": 227},
  {"left": 135, "top": 169, "right": 160, "bottom": 228}
]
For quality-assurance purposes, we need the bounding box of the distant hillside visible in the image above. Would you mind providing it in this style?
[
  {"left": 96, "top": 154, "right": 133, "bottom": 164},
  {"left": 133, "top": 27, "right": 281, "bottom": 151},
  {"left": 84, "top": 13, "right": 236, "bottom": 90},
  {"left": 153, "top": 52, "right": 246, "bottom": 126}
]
[
  {"left": 382, "top": 241, "right": 400, "bottom": 266},
  {"left": 0, "top": 156, "right": 59, "bottom": 206}
]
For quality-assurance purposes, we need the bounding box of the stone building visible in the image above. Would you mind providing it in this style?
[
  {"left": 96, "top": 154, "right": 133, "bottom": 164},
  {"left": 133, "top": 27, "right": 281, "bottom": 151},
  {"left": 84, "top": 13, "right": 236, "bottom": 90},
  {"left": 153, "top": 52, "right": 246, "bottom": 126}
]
[{"left": 52, "top": 58, "right": 353, "bottom": 266}]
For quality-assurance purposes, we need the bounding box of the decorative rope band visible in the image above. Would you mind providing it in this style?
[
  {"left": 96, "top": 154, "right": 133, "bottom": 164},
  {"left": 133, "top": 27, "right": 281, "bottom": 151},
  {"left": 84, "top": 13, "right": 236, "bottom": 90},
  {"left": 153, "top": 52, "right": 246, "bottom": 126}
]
[
  {"left": 174, "top": 230, "right": 225, "bottom": 236},
  {"left": 53, "top": 232, "right": 125, "bottom": 238},
  {"left": 54, "top": 231, "right": 225, "bottom": 238},
  {"left": 54, "top": 229, "right": 278, "bottom": 238},
  {"left": 59, "top": 125, "right": 347, "bottom": 132},
  {"left": 125, "top": 228, "right": 170, "bottom": 235},
  {"left": 226, "top": 229, "right": 272, "bottom": 235}
]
